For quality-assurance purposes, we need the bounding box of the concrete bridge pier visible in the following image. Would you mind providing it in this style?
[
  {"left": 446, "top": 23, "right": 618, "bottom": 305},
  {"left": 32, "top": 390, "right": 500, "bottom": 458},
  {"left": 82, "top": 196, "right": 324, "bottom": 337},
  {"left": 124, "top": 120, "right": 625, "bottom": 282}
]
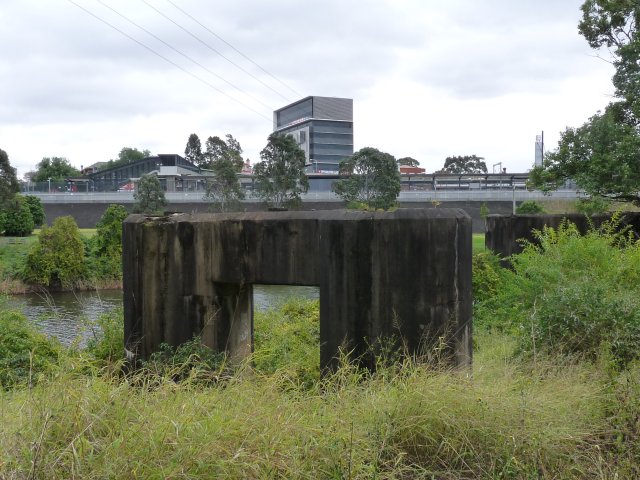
[{"left": 123, "top": 210, "right": 473, "bottom": 371}]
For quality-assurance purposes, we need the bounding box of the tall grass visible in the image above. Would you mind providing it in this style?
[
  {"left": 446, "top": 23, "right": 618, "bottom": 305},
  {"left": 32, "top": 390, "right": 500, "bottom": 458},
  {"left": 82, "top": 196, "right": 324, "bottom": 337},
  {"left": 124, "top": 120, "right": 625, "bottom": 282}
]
[{"left": 0, "top": 308, "right": 627, "bottom": 479}]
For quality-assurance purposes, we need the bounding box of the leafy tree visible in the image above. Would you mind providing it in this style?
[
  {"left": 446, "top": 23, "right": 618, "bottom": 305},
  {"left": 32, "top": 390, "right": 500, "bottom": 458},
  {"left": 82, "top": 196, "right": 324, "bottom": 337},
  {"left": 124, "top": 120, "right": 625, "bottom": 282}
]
[
  {"left": 0, "top": 149, "right": 19, "bottom": 207},
  {"left": 579, "top": 0, "right": 640, "bottom": 118},
  {"left": 202, "top": 135, "right": 245, "bottom": 212},
  {"left": 530, "top": 2, "right": 640, "bottom": 202},
  {"left": 103, "top": 147, "right": 152, "bottom": 170},
  {"left": 24, "top": 195, "right": 45, "bottom": 227},
  {"left": 397, "top": 157, "right": 420, "bottom": 167},
  {"left": 32, "top": 157, "right": 80, "bottom": 182},
  {"left": 93, "top": 204, "right": 129, "bottom": 255},
  {"left": 22, "top": 216, "right": 86, "bottom": 289},
  {"left": 440, "top": 155, "right": 487, "bottom": 174},
  {"left": 88, "top": 204, "right": 129, "bottom": 280},
  {"left": 202, "top": 134, "right": 243, "bottom": 168},
  {"left": 333, "top": 147, "right": 401, "bottom": 210},
  {"left": 133, "top": 174, "right": 167, "bottom": 214},
  {"left": 530, "top": 103, "right": 640, "bottom": 203},
  {"left": 184, "top": 133, "right": 204, "bottom": 166},
  {"left": 2, "top": 195, "right": 34, "bottom": 237},
  {"left": 253, "top": 133, "right": 309, "bottom": 209}
]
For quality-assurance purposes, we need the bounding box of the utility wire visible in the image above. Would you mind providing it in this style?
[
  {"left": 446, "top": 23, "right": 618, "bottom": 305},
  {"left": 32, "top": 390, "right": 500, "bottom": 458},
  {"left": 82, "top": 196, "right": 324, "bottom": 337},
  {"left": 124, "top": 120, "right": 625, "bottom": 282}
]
[
  {"left": 95, "top": 0, "right": 274, "bottom": 112},
  {"left": 165, "top": 0, "right": 302, "bottom": 98},
  {"left": 140, "top": 0, "right": 291, "bottom": 102},
  {"left": 67, "top": 0, "right": 272, "bottom": 122}
]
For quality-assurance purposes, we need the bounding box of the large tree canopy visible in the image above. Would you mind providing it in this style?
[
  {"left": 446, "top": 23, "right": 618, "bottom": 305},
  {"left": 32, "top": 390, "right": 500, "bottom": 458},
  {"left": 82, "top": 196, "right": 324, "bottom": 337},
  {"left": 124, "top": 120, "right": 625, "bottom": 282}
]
[
  {"left": 440, "top": 155, "right": 487, "bottom": 174},
  {"left": 579, "top": 0, "right": 640, "bottom": 118},
  {"left": 333, "top": 147, "right": 400, "bottom": 210},
  {"left": 0, "top": 148, "right": 19, "bottom": 207},
  {"left": 530, "top": 1, "right": 640, "bottom": 203},
  {"left": 32, "top": 157, "right": 80, "bottom": 182}
]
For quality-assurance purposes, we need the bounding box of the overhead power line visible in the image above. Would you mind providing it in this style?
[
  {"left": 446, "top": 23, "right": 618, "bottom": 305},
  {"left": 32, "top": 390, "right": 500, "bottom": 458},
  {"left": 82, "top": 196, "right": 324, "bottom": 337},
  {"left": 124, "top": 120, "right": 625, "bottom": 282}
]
[
  {"left": 165, "top": 0, "right": 302, "bottom": 98},
  {"left": 141, "top": 0, "right": 291, "bottom": 102},
  {"left": 67, "top": 0, "right": 272, "bottom": 122},
  {"left": 95, "top": 0, "right": 275, "bottom": 112}
]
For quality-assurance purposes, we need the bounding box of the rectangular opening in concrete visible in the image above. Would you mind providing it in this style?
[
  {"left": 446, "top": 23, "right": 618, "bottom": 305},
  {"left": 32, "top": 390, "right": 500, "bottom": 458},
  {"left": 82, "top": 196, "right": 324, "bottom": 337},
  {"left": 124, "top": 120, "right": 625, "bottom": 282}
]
[{"left": 252, "top": 285, "right": 320, "bottom": 372}]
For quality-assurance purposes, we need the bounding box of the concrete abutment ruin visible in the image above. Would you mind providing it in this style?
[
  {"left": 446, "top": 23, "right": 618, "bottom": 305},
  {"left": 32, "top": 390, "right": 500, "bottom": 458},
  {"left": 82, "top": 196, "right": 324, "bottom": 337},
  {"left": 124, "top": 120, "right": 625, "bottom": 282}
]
[{"left": 123, "top": 209, "right": 473, "bottom": 370}]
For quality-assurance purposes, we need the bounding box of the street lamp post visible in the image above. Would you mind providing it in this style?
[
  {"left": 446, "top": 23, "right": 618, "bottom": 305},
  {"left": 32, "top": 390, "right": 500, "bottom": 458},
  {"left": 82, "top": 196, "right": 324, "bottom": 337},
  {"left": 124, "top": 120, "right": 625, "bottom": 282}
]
[{"left": 48, "top": 177, "right": 51, "bottom": 193}]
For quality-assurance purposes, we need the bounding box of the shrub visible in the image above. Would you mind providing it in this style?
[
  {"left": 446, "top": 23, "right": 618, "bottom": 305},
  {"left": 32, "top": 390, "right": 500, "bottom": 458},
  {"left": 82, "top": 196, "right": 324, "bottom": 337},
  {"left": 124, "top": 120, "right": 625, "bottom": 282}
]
[
  {"left": 84, "top": 307, "right": 124, "bottom": 364},
  {"left": 516, "top": 200, "right": 545, "bottom": 214},
  {"left": 472, "top": 251, "right": 505, "bottom": 303},
  {"left": 475, "top": 219, "right": 640, "bottom": 366},
  {"left": 24, "top": 194, "right": 45, "bottom": 227},
  {"left": 22, "top": 216, "right": 86, "bottom": 289},
  {"left": 575, "top": 195, "right": 611, "bottom": 216},
  {"left": 479, "top": 202, "right": 490, "bottom": 218},
  {"left": 0, "top": 301, "right": 60, "bottom": 388},
  {"left": 2, "top": 194, "right": 34, "bottom": 236},
  {"left": 86, "top": 204, "right": 128, "bottom": 280}
]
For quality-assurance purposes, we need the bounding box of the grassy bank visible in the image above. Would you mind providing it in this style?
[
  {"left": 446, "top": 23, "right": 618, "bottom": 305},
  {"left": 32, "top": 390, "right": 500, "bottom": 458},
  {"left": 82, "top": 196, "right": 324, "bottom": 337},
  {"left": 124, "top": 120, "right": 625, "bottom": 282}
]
[{"left": 0, "top": 300, "right": 636, "bottom": 478}]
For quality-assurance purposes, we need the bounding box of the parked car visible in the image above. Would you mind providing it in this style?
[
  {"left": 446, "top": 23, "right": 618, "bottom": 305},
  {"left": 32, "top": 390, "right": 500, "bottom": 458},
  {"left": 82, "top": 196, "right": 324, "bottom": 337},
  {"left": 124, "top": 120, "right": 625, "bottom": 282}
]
[{"left": 118, "top": 182, "right": 135, "bottom": 192}]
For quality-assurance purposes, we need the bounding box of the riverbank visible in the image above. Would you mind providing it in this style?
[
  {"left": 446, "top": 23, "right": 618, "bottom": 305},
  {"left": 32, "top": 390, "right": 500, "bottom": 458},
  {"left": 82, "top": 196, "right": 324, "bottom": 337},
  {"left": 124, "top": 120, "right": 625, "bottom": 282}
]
[{"left": 0, "top": 277, "right": 122, "bottom": 295}]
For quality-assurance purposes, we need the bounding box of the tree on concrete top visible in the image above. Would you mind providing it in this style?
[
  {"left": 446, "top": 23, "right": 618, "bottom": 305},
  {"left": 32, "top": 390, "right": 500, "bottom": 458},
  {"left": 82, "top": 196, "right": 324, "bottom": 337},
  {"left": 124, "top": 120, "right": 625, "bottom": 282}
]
[
  {"left": 133, "top": 174, "right": 167, "bottom": 214},
  {"left": 253, "top": 133, "right": 309, "bottom": 209},
  {"left": 440, "top": 155, "right": 487, "bottom": 174},
  {"left": 32, "top": 157, "right": 80, "bottom": 182},
  {"left": 332, "top": 147, "right": 401, "bottom": 210},
  {"left": 0, "top": 148, "right": 19, "bottom": 207}
]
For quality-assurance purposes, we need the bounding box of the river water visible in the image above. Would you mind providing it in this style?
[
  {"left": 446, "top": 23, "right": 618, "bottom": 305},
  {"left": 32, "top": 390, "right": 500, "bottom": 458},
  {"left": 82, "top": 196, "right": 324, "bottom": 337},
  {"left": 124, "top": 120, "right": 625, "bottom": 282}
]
[{"left": 7, "top": 285, "right": 319, "bottom": 346}]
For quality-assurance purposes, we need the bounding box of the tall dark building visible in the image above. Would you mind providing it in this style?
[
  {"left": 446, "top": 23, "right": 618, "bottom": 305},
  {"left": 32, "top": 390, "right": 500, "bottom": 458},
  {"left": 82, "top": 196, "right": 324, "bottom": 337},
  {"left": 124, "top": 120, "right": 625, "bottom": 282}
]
[{"left": 273, "top": 96, "right": 353, "bottom": 173}]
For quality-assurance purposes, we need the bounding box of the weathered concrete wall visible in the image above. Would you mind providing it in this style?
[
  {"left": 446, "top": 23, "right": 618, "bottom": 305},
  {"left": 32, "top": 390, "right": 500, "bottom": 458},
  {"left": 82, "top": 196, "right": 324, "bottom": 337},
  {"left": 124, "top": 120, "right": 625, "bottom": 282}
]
[
  {"left": 486, "top": 212, "right": 640, "bottom": 258},
  {"left": 123, "top": 209, "right": 473, "bottom": 371}
]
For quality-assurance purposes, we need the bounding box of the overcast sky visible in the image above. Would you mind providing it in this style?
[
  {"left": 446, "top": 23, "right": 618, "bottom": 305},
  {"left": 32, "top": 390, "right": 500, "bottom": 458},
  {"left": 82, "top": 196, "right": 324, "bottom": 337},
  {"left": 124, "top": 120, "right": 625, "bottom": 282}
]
[{"left": 0, "top": 0, "right": 616, "bottom": 178}]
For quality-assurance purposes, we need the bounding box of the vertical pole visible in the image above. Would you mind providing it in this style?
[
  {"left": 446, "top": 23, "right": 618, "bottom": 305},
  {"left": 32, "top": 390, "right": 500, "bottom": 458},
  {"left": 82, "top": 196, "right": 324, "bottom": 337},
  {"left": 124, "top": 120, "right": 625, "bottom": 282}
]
[{"left": 512, "top": 185, "right": 516, "bottom": 214}]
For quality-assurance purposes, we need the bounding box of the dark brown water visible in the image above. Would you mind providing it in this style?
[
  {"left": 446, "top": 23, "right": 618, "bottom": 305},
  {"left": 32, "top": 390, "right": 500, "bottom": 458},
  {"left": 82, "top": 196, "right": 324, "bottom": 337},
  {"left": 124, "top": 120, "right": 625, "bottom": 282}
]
[{"left": 8, "top": 285, "right": 319, "bottom": 346}]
